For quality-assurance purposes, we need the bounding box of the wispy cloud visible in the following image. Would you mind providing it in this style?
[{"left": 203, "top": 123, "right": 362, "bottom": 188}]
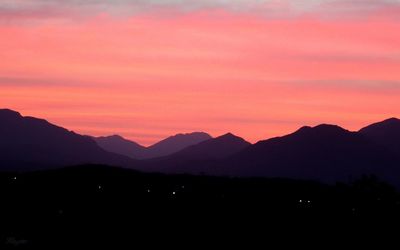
[{"left": 1, "top": 0, "right": 400, "bottom": 21}]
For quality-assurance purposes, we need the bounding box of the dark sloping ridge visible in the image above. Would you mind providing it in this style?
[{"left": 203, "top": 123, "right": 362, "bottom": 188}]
[
  {"left": 359, "top": 117, "right": 400, "bottom": 154},
  {"left": 218, "top": 124, "right": 398, "bottom": 183},
  {"left": 93, "top": 135, "right": 147, "bottom": 159},
  {"left": 94, "top": 132, "right": 212, "bottom": 159},
  {"left": 143, "top": 133, "right": 251, "bottom": 174},
  {"left": 141, "top": 132, "right": 212, "bottom": 159},
  {"left": 0, "top": 109, "right": 137, "bottom": 171},
  {"left": 171, "top": 133, "right": 251, "bottom": 160}
]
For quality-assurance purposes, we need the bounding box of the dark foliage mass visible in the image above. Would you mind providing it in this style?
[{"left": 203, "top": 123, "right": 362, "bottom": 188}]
[{"left": 0, "top": 165, "right": 399, "bottom": 248}]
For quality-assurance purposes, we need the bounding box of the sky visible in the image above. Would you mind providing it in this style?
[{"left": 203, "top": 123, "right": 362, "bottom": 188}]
[{"left": 1, "top": 0, "right": 400, "bottom": 146}]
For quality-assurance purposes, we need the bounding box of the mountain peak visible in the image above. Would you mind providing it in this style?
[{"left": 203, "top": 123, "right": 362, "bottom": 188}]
[
  {"left": 217, "top": 132, "right": 247, "bottom": 142},
  {"left": 94, "top": 132, "right": 212, "bottom": 160},
  {"left": 108, "top": 134, "right": 124, "bottom": 140},
  {"left": 143, "top": 132, "right": 212, "bottom": 158},
  {"left": 153, "top": 132, "right": 211, "bottom": 144},
  {"left": 93, "top": 134, "right": 146, "bottom": 159},
  {"left": 381, "top": 117, "right": 400, "bottom": 124},
  {"left": 172, "top": 132, "right": 211, "bottom": 138},
  {"left": 359, "top": 117, "right": 400, "bottom": 155},
  {"left": 360, "top": 118, "right": 400, "bottom": 133},
  {"left": 0, "top": 109, "right": 22, "bottom": 119},
  {"left": 166, "top": 132, "right": 251, "bottom": 162},
  {"left": 220, "top": 132, "right": 235, "bottom": 138},
  {"left": 96, "top": 134, "right": 132, "bottom": 141},
  {"left": 0, "top": 109, "right": 136, "bottom": 170},
  {"left": 297, "top": 126, "right": 312, "bottom": 132},
  {"left": 313, "top": 124, "right": 348, "bottom": 132},
  {"left": 295, "top": 124, "right": 347, "bottom": 136}
]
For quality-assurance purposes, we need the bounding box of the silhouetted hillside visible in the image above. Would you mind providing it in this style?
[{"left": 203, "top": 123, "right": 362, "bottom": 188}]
[
  {"left": 0, "top": 109, "right": 136, "bottom": 171},
  {"left": 169, "top": 133, "right": 251, "bottom": 160},
  {"left": 1, "top": 108, "right": 400, "bottom": 187},
  {"left": 143, "top": 133, "right": 251, "bottom": 174},
  {"left": 142, "top": 132, "right": 212, "bottom": 158},
  {"left": 359, "top": 118, "right": 400, "bottom": 154},
  {"left": 93, "top": 135, "right": 147, "bottom": 159},
  {"left": 220, "top": 124, "right": 399, "bottom": 184},
  {"left": 94, "top": 132, "right": 212, "bottom": 159}
]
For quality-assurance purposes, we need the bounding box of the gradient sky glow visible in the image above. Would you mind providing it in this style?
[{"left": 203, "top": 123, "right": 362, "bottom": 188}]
[{"left": 1, "top": 0, "right": 400, "bottom": 145}]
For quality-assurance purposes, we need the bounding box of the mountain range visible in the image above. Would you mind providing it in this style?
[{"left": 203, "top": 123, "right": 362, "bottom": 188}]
[
  {"left": 220, "top": 124, "right": 398, "bottom": 183},
  {"left": 1, "top": 108, "right": 399, "bottom": 185},
  {"left": 0, "top": 109, "right": 137, "bottom": 171},
  {"left": 93, "top": 132, "right": 212, "bottom": 159}
]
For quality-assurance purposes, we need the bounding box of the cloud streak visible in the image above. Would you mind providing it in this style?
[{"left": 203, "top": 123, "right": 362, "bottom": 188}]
[{"left": 2, "top": 0, "right": 400, "bottom": 21}]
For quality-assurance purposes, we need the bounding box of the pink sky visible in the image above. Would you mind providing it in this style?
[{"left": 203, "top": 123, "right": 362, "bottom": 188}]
[{"left": 1, "top": 1, "right": 400, "bottom": 145}]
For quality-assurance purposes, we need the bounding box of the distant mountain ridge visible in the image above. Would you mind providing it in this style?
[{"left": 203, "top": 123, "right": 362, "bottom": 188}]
[
  {"left": 141, "top": 122, "right": 400, "bottom": 186},
  {"left": 93, "top": 132, "right": 212, "bottom": 159},
  {"left": 142, "top": 133, "right": 251, "bottom": 174},
  {"left": 1, "top": 108, "right": 400, "bottom": 186},
  {"left": 0, "top": 109, "right": 136, "bottom": 171},
  {"left": 143, "top": 132, "right": 212, "bottom": 159},
  {"left": 93, "top": 135, "right": 147, "bottom": 159},
  {"left": 218, "top": 124, "right": 398, "bottom": 183},
  {"left": 359, "top": 118, "right": 400, "bottom": 155},
  {"left": 170, "top": 133, "right": 251, "bottom": 160}
]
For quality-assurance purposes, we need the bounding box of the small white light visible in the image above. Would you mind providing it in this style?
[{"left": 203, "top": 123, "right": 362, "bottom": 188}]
[
  {"left": 299, "top": 200, "right": 303, "bottom": 203},
  {"left": 147, "top": 189, "right": 151, "bottom": 193},
  {"left": 172, "top": 192, "right": 176, "bottom": 195},
  {"left": 98, "top": 185, "right": 102, "bottom": 190},
  {"left": 13, "top": 176, "right": 17, "bottom": 180},
  {"left": 307, "top": 200, "right": 311, "bottom": 203}
]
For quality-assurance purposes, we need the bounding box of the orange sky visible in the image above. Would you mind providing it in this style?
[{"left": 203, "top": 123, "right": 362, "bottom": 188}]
[{"left": 1, "top": 1, "right": 400, "bottom": 145}]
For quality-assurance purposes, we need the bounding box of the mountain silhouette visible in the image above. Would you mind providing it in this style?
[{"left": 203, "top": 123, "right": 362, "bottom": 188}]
[
  {"left": 0, "top": 109, "right": 136, "bottom": 171},
  {"left": 1, "top": 108, "right": 400, "bottom": 186},
  {"left": 143, "top": 133, "right": 251, "bottom": 174},
  {"left": 359, "top": 118, "right": 400, "bottom": 154},
  {"left": 170, "top": 133, "right": 251, "bottom": 160},
  {"left": 93, "top": 135, "right": 147, "bottom": 159},
  {"left": 144, "top": 132, "right": 212, "bottom": 158},
  {"left": 216, "top": 124, "right": 399, "bottom": 183},
  {"left": 94, "top": 132, "right": 212, "bottom": 159}
]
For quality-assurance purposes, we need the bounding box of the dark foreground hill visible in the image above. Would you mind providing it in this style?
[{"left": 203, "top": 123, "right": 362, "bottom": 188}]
[{"left": 0, "top": 165, "right": 399, "bottom": 247}]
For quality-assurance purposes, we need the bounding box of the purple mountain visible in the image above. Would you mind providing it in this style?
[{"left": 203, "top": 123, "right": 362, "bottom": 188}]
[
  {"left": 94, "top": 132, "right": 212, "bottom": 159},
  {"left": 170, "top": 133, "right": 251, "bottom": 160},
  {"left": 2, "top": 108, "right": 400, "bottom": 186},
  {"left": 0, "top": 109, "right": 136, "bottom": 171},
  {"left": 143, "top": 133, "right": 251, "bottom": 174},
  {"left": 93, "top": 135, "right": 147, "bottom": 159},
  {"left": 219, "top": 124, "right": 398, "bottom": 183},
  {"left": 359, "top": 118, "right": 400, "bottom": 154}
]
